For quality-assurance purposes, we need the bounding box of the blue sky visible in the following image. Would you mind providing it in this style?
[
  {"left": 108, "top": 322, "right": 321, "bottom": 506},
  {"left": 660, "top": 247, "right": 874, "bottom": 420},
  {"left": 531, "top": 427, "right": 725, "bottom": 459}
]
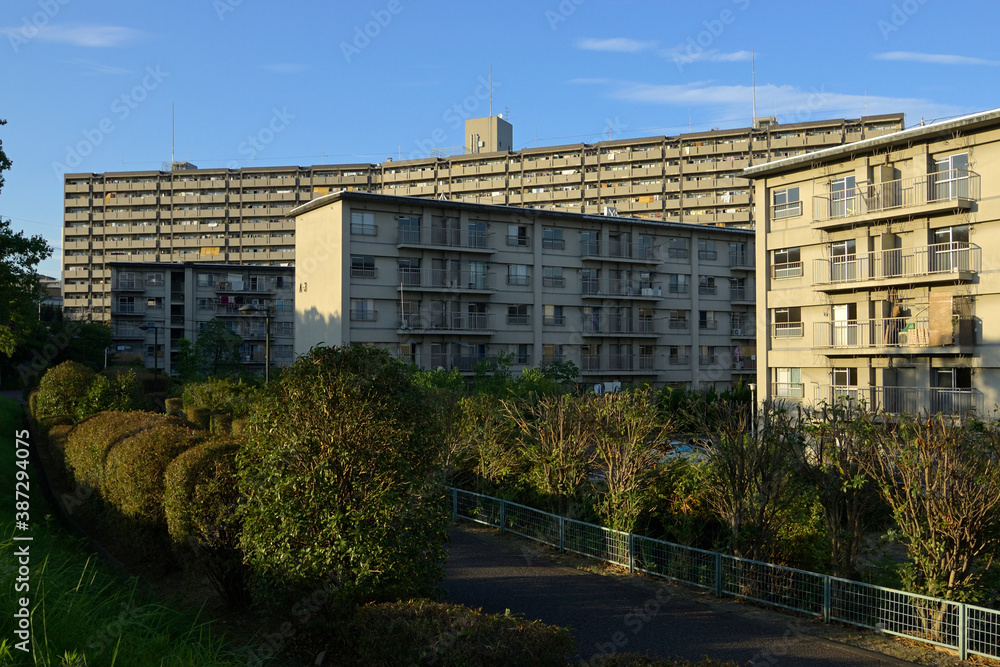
[{"left": 1, "top": 0, "right": 997, "bottom": 277}]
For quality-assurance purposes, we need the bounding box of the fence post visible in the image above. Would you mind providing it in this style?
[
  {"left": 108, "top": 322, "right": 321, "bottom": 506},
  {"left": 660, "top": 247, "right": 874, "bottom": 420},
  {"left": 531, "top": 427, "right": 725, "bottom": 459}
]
[
  {"left": 452, "top": 488, "right": 458, "bottom": 521},
  {"left": 559, "top": 516, "right": 565, "bottom": 553},
  {"left": 715, "top": 553, "right": 723, "bottom": 598},
  {"left": 628, "top": 533, "right": 635, "bottom": 574},
  {"left": 499, "top": 499, "right": 505, "bottom": 534},
  {"left": 823, "top": 576, "right": 831, "bottom": 623},
  {"left": 959, "top": 602, "right": 967, "bottom": 661}
]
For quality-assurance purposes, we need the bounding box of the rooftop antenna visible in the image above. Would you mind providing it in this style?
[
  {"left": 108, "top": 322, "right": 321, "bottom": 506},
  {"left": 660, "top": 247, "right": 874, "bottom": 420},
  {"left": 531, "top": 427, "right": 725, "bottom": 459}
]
[
  {"left": 171, "top": 103, "right": 175, "bottom": 165},
  {"left": 489, "top": 65, "right": 493, "bottom": 118},
  {"left": 751, "top": 48, "right": 756, "bottom": 127}
]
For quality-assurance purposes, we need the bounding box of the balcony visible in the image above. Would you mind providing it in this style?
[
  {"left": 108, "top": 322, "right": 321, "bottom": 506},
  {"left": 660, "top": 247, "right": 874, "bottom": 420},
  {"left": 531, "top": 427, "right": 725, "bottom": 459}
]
[
  {"left": 428, "top": 355, "right": 487, "bottom": 373},
  {"left": 820, "top": 386, "right": 983, "bottom": 416},
  {"left": 729, "top": 251, "right": 754, "bottom": 270},
  {"left": 580, "top": 354, "right": 657, "bottom": 374},
  {"left": 397, "top": 313, "right": 494, "bottom": 334},
  {"left": 397, "top": 268, "right": 495, "bottom": 292},
  {"left": 582, "top": 316, "right": 657, "bottom": 337},
  {"left": 396, "top": 226, "right": 494, "bottom": 253},
  {"left": 731, "top": 357, "right": 756, "bottom": 373},
  {"left": 812, "top": 169, "right": 979, "bottom": 229},
  {"left": 773, "top": 322, "right": 804, "bottom": 338},
  {"left": 813, "top": 317, "right": 974, "bottom": 354},
  {"left": 111, "top": 278, "right": 145, "bottom": 291},
  {"left": 814, "top": 242, "right": 980, "bottom": 291},
  {"left": 581, "top": 279, "right": 662, "bottom": 300}
]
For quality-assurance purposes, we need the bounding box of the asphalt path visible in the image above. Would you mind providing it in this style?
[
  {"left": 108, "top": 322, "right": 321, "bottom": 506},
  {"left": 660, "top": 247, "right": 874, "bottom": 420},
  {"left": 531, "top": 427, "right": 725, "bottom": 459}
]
[{"left": 445, "top": 526, "right": 917, "bottom": 666}]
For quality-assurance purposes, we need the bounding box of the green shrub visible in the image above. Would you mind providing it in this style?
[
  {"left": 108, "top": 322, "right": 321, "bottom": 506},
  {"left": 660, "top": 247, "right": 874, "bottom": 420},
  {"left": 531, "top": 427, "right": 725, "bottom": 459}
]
[
  {"left": 164, "top": 438, "right": 247, "bottom": 606},
  {"left": 35, "top": 361, "right": 96, "bottom": 422},
  {"left": 64, "top": 411, "right": 169, "bottom": 493},
  {"left": 185, "top": 407, "right": 211, "bottom": 429},
  {"left": 209, "top": 413, "right": 232, "bottom": 435},
  {"left": 349, "top": 600, "right": 575, "bottom": 666},
  {"left": 103, "top": 421, "right": 205, "bottom": 524},
  {"left": 231, "top": 418, "right": 247, "bottom": 437},
  {"left": 238, "top": 345, "right": 448, "bottom": 610},
  {"left": 182, "top": 377, "right": 261, "bottom": 418},
  {"left": 74, "top": 370, "right": 142, "bottom": 421},
  {"left": 165, "top": 397, "right": 183, "bottom": 417}
]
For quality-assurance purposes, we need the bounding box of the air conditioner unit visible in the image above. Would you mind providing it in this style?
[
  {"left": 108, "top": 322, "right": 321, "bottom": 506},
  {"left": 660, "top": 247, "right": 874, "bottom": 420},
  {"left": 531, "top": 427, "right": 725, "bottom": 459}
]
[{"left": 732, "top": 328, "right": 743, "bottom": 336}]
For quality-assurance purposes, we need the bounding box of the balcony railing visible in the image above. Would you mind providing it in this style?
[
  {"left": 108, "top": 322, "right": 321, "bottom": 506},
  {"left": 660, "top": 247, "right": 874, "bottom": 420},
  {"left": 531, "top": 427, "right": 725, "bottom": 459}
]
[
  {"left": 581, "top": 354, "right": 656, "bottom": 373},
  {"left": 773, "top": 322, "right": 803, "bottom": 338},
  {"left": 772, "top": 382, "right": 805, "bottom": 399},
  {"left": 821, "top": 386, "right": 983, "bottom": 415},
  {"left": 772, "top": 262, "right": 803, "bottom": 279},
  {"left": 814, "top": 317, "right": 974, "bottom": 350},
  {"left": 814, "top": 242, "right": 980, "bottom": 286},
  {"left": 398, "top": 313, "right": 493, "bottom": 332},
  {"left": 813, "top": 169, "right": 980, "bottom": 223},
  {"left": 582, "top": 280, "right": 662, "bottom": 298}
]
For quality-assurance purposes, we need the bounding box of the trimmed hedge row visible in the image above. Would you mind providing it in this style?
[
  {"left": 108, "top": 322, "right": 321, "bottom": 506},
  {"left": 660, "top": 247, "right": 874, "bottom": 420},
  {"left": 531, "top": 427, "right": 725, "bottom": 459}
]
[{"left": 64, "top": 411, "right": 175, "bottom": 493}]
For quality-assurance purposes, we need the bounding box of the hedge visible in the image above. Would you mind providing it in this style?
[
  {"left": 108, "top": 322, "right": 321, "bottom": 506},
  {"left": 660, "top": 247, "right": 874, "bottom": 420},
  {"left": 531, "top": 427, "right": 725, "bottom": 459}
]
[
  {"left": 35, "top": 361, "right": 95, "bottom": 422},
  {"left": 64, "top": 411, "right": 172, "bottom": 493}
]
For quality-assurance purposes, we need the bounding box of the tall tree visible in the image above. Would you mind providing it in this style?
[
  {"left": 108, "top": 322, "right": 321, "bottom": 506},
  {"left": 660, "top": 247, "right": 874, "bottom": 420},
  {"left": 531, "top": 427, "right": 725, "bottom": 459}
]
[
  {"left": 196, "top": 318, "right": 242, "bottom": 376},
  {"left": 0, "top": 119, "right": 53, "bottom": 356}
]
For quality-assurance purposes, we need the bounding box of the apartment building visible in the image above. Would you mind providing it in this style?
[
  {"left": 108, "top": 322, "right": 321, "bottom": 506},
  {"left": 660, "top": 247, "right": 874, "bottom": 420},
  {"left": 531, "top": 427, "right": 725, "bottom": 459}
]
[
  {"left": 108, "top": 261, "right": 295, "bottom": 376},
  {"left": 747, "top": 108, "right": 1000, "bottom": 415},
  {"left": 63, "top": 114, "right": 903, "bottom": 322},
  {"left": 291, "top": 191, "right": 755, "bottom": 389}
]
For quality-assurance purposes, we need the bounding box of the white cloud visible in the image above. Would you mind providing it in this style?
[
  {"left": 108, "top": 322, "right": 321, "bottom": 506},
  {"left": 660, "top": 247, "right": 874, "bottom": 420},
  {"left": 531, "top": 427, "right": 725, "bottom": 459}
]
[
  {"left": 576, "top": 38, "right": 656, "bottom": 53},
  {"left": 665, "top": 49, "right": 753, "bottom": 65},
  {"left": 0, "top": 24, "right": 143, "bottom": 47},
  {"left": 263, "top": 64, "right": 307, "bottom": 74},
  {"left": 573, "top": 78, "right": 964, "bottom": 127},
  {"left": 874, "top": 51, "right": 1000, "bottom": 66}
]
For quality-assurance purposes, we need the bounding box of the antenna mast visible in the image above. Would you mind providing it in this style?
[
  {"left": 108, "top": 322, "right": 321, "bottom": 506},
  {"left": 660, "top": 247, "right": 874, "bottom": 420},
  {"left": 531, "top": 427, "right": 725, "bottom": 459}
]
[
  {"left": 751, "top": 49, "right": 756, "bottom": 127},
  {"left": 171, "top": 103, "right": 175, "bottom": 165}
]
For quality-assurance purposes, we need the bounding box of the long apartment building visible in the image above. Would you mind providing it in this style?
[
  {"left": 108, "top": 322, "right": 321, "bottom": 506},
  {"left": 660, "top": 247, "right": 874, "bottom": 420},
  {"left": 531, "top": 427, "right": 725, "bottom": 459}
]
[
  {"left": 291, "top": 191, "right": 756, "bottom": 389},
  {"left": 748, "top": 107, "right": 1000, "bottom": 415},
  {"left": 63, "top": 114, "right": 903, "bottom": 322},
  {"left": 108, "top": 262, "right": 295, "bottom": 375}
]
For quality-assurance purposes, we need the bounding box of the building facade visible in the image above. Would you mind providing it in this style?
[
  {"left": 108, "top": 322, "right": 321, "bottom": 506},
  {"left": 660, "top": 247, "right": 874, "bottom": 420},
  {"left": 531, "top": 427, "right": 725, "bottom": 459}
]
[
  {"left": 747, "top": 108, "right": 1000, "bottom": 415},
  {"left": 63, "top": 114, "right": 902, "bottom": 323},
  {"left": 108, "top": 261, "right": 295, "bottom": 375},
  {"left": 292, "top": 191, "right": 755, "bottom": 389}
]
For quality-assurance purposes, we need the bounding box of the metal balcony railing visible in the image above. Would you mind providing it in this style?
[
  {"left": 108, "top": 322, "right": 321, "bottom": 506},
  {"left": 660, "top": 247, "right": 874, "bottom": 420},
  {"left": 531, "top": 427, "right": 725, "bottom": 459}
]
[
  {"left": 821, "top": 385, "right": 983, "bottom": 416},
  {"left": 813, "top": 169, "right": 980, "bottom": 223},
  {"left": 814, "top": 317, "right": 974, "bottom": 350},
  {"left": 814, "top": 242, "right": 980, "bottom": 286}
]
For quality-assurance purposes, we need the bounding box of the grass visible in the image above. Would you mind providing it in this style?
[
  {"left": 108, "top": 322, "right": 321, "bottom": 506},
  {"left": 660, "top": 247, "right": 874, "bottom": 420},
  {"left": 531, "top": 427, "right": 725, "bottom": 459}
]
[{"left": 0, "top": 396, "right": 249, "bottom": 666}]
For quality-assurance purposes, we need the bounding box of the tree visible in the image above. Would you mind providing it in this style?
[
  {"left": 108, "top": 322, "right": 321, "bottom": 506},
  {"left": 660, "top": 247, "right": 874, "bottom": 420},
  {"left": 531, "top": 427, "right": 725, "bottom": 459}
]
[
  {"left": 172, "top": 338, "right": 200, "bottom": 379},
  {"left": 195, "top": 318, "right": 242, "bottom": 376},
  {"left": 0, "top": 119, "right": 53, "bottom": 357}
]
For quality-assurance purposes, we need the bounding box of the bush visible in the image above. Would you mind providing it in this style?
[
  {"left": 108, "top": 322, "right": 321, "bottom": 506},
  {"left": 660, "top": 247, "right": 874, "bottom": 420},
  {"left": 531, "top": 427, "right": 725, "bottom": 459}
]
[
  {"left": 165, "top": 397, "right": 183, "bottom": 417},
  {"left": 35, "top": 361, "right": 96, "bottom": 422},
  {"left": 164, "top": 438, "right": 247, "bottom": 606},
  {"left": 349, "top": 600, "right": 575, "bottom": 666},
  {"left": 73, "top": 370, "right": 142, "bottom": 421},
  {"left": 103, "top": 421, "right": 205, "bottom": 525},
  {"left": 209, "top": 413, "right": 232, "bottom": 435},
  {"left": 238, "top": 345, "right": 448, "bottom": 611},
  {"left": 64, "top": 411, "right": 169, "bottom": 493},
  {"left": 182, "top": 377, "right": 261, "bottom": 418}
]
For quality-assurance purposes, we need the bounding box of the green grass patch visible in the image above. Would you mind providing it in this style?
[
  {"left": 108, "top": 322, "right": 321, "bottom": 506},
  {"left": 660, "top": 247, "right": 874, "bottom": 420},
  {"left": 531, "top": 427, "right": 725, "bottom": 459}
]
[{"left": 0, "top": 397, "right": 249, "bottom": 665}]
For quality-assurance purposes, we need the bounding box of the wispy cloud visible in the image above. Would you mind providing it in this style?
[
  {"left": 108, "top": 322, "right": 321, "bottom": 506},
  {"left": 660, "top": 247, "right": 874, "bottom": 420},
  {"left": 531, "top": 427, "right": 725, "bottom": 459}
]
[
  {"left": 0, "top": 24, "right": 143, "bottom": 47},
  {"left": 874, "top": 51, "right": 1000, "bottom": 66},
  {"left": 573, "top": 78, "right": 963, "bottom": 127},
  {"left": 263, "top": 63, "right": 307, "bottom": 74},
  {"left": 576, "top": 38, "right": 656, "bottom": 53},
  {"left": 64, "top": 59, "right": 132, "bottom": 75},
  {"left": 665, "top": 49, "right": 753, "bottom": 65}
]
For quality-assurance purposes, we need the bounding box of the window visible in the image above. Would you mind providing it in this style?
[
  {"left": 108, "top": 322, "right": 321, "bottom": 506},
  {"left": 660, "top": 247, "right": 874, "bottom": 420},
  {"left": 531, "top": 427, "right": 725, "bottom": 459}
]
[
  {"left": 543, "top": 266, "right": 565, "bottom": 287},
  {"left": 542, "top": 344, "right": 564, "bottom": 364},
  {"left": 581, "top": 231, "right": 599, "bottom": 256},
  {"left": 351, "top": 211, "right": 376, "bottom": 235},
  {"left": 638, "top": 235, "right": 655, "bottom": 260},
  {"left": 774, "top": 307, "right": 802, "bottom": 337},
  {"left": 583, "top": 306, "right": 602, "bottom": 333},
  {"left": 668, "top": 274, "right": 688, "bottom": 294},
  {"left": 699, "top": 345, "right": 716, "bottom": 365},
  {"left": 581, "top": 268, "right": 600, "bottom": 294},
  {"left": 542, "top": 228, "right": 564, "bottom": 249},
  {"left": 117, "top": 296, "right": 136, "bottom": 314},
  {"left": 729, "top": 242, "right": 750, "bottom": 267},
  {"left": 669, "top": 346, "right": 689, "bottom": 365},
  {"left": 515, "top": 344, "right": 530, "bottom": 365},
  {"left": 117, "top": 271, "right": 138, "bottom": 289},
  {"left": 772, "top": 247, "right": 802, "bottom": 279},
  {"left": 699, "top": 311, "right": 717, "bottom": 330},
  {"left": 730, "top": 277, "right": 747, "bottom": 300},
  {"left": 275, "top": 321, "right": 293, "bottom": 336},
  {"left": 610, "top": 232, "right": 631, "bottom": 258},
  {"left": 507, "top": 224, "right": 528, "bottom": 247},
  {"left": 197, "top": 298, "right": 213, "bottom": 311},
  {"left": 507, "top": 305, "right": 529, "bottom": 325},
  {"left": 146, "top": 272, "right": 163, "bottom": 287},
  {"left": 772, "top": 186, "right": 801, "bottom": 219},
  {"left": 830, "top": 239, "right": 857, "bottom": 282},
  {"left": 146, "top": 297, "right": 163, "bottom": 311},
  {"left": 275, "top": 299, "right": 292, "bottom": 312},
  {"left": 698, "top": 240, "right": 717, "bottom": 260},
  {"left": 829, "top": 176, "right": 856, "bottom": 218},
  {"left": 543, "top": 305, "right": 564, "bottom": 326},
  {"left": 698, "top": 276, "right": 716, "bottom": 295},
  {"left": 507, "top": 264, "right": 529, "bottom": 286},
  {"left": 398, "top": 258, "right": 421, "bottom": 286},
  {"left": 196, "top": 273, "right": 215, "bottom": 287},
  {"left": 831, "top": 367, "right": 859, "bottom": 401},
  {"left": 774, "top": 368, "right": 803, "bottom": 397},
  {"left": 669, "top": 310, "right": 688, "bottom": 329},
  {"left": 397, "top": 215, "right": 421, "bottom": 244},
  {"left": 350, "top": 298, "right": 376, "bottom": 321},
  {"left": 667, "top": 237, "right": 688, "bottom": 259},
  {"left": 351, "top": 255, "right": 376, "bottom": 279},
  {"left": 931, "top": 225, "right": 971, "bottom": 272},
  {"left": 468, "top": 221, "right": 487, "bottom": 248},
  {"left": 932, "top": 153, "right": 969, "bottom": 200}
]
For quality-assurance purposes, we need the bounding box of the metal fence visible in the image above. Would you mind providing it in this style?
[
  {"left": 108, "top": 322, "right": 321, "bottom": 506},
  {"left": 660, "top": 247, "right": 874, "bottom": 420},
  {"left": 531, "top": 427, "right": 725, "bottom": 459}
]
[{"left": 450, "top": 488, "right": 1000, "bottom": 661}]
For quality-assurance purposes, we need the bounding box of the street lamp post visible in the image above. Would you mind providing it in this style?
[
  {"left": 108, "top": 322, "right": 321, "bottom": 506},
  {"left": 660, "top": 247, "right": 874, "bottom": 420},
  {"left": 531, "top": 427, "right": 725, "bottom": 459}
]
[
  {"left": 239, "top": 304, "right": 272, "bottom": 383},
  {"left": 139, "top": 323, "right": 161, "bottom": 393}
]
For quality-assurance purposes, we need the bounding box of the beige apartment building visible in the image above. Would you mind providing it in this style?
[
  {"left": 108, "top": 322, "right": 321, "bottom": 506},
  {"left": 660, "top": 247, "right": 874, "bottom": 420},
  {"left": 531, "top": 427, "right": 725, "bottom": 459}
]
[
  {"left": 291, "top": 191, "right": 755, "bottom": 389},
  {"left": 747, "top": 108, "right": 1000, "bottom": 415},
  {"left": 108, "top": 261, "right": 295, "bottom": 375},
  {"left": 63, "top": 114, "right": 903, "bottom": 323}
]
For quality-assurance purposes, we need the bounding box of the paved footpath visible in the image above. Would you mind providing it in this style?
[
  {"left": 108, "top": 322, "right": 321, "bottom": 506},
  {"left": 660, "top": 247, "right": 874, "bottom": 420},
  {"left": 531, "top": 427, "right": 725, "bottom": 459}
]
[{"left": 445, "top": 526, "right": 918, "bottom": 666}]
